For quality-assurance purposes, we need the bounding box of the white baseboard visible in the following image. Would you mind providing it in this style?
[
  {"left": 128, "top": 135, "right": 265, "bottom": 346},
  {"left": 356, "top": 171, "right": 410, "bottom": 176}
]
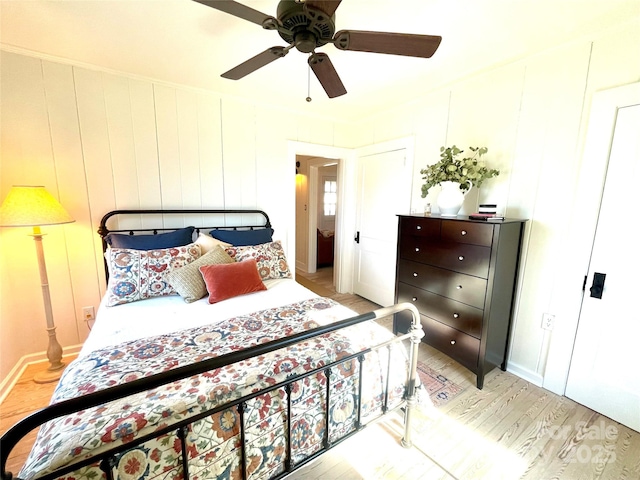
[
  {"left": 506, "top": 362, "right": 544, "bottom": 387},
  {"left": 0, "top": 345, "right": 82, "bottom": 404}
]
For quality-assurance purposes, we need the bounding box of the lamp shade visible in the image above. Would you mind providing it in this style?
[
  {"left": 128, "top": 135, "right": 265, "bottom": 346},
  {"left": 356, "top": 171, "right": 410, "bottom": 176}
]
[{"left": 0, "top": 186, "right": 74, "bottom": 227}]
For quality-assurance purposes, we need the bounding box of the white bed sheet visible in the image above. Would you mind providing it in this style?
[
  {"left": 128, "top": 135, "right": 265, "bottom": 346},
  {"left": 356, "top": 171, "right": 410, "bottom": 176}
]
[{"left": 81, "top": 278, "right": 319, "bottom": 357}]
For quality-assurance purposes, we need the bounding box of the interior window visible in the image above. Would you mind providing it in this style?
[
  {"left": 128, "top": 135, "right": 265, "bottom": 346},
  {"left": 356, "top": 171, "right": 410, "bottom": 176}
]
[{"left": 323, "top": 180, "right": 337, "bottom": 216}]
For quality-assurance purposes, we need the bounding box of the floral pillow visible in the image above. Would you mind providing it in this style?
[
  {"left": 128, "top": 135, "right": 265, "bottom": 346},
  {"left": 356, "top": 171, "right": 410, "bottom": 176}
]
[
  {"left": 225, "top": 240, "right": 292, "bottom": 281},
  {"left": 105, "top": 243, "right": 201, "bottom": 306},
  {"left": 165, "top": 245, "right": 235, "bottom": 303}
]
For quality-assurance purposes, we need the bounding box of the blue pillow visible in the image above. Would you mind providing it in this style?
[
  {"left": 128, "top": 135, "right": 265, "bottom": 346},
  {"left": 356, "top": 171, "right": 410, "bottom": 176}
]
[
  {"left": 209, "top": 228, "right": 274, "bottom": 246},
  {"left": 106, "top": 226, "right": 195, "bottom": 250}
]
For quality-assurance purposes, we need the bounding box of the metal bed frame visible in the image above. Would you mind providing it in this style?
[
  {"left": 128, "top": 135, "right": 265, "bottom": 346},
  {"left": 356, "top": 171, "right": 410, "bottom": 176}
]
[{"left": 1, "top": 209, "right": 424, "bottom": 480}]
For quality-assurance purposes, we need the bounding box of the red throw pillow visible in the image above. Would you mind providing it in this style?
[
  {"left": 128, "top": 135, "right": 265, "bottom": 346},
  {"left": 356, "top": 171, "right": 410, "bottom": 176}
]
[{"left": 199, "top": 259, "right": 267, "bottom": 304}]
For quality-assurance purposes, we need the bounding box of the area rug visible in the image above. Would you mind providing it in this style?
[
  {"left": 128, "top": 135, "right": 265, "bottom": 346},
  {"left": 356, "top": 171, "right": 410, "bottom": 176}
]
[{"left": 417, "top": 361, "right": 464, "bottom": 407}]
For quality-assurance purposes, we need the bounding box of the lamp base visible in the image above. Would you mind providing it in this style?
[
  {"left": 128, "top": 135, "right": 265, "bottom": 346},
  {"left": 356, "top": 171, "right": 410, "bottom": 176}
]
[{"left": 33, "top": 362, "right": 66, "bottom": 384}]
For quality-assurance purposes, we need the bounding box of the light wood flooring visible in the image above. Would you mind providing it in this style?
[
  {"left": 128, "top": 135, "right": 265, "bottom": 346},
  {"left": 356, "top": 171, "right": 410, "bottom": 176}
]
[
  {"left": 293, "top": 268, "right": 640, "bottom": 479},
  {"left": 1, "top": 269, "right": 639, "bottom": 479}
]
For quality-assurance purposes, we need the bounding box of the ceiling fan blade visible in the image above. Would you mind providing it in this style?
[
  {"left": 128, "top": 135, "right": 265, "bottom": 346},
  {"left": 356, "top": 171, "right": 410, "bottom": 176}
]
[
  {"left": 193, "top": 0, "right": 273, "bottom": 26},
  {"left": 222, "top": 47, "right": 289, "bottom": 80},
  {"left": 308, "top": 53, "right": 346, "bottom": 98},
  {"left": 333, "top": 30, "right": 442, "bottom": 58},
  {"left": 304, "top": 0, "right": 342, "bottom": 17}
]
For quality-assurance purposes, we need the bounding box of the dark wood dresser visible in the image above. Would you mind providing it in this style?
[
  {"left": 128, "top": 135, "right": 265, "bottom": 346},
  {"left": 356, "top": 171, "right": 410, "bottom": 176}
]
[{"left": 394, "top": 215, "right": 526, "bottom": 389}]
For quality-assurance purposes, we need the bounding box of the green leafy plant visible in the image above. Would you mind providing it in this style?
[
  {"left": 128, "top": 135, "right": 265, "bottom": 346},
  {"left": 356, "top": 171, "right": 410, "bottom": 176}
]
[{"left": 420, "top": 146, "right": 499, "bottom": 198}]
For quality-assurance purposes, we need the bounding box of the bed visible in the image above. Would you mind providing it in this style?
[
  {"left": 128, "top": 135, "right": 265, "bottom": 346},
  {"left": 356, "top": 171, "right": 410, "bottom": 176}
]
[{"left": 1, "top": 209, "right": 423, "bottom": 480}]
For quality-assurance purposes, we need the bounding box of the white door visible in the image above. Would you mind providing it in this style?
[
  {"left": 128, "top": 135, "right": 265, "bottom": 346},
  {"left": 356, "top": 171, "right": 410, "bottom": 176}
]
[
  {"left": 353, "top": 148, "right": 412, "bottom": 306},
  {"left": 565, "top": 101, "right": 640, "bottom": 432}
]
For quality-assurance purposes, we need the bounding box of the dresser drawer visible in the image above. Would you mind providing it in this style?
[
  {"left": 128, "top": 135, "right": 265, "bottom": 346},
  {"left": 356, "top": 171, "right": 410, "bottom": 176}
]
[
  {"left": 442, "top": 220, "right": 493, "bottom": 247},
  {"left": 422, "top": 316, "right": 480, "bottom": 373},
  {"left": 397, "top": 259, "right": 487, "bottom": 308},
  {"left": 396, "top": 215, "right": 527, "bottom": 389},
  {"left": 401, "top": 239, "right": 491, "bottom": 278},
  {"left": 400, "top": 216, "right": 440, "bottom": 238},
  {"left": 397, "top": 283, "right": 483, "bottom": 338}
]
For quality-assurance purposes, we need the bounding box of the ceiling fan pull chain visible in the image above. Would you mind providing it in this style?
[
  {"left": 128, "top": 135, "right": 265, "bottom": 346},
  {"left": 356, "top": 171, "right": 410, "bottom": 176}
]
[{"left": 306, "top": 60, "right": 312, "bottom": 102}]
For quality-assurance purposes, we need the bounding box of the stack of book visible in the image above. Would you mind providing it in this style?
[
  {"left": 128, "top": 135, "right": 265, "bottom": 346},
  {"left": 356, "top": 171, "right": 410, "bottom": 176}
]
[{"left": 469, "top": 204, "right": 505, "bottom": 221}]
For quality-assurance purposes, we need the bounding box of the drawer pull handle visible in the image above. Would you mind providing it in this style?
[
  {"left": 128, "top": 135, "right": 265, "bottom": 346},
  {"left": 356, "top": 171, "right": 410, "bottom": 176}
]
[
  {"left": 450, "top": 340, "right": 456, "bottom": 345},
  {"left": 458, "top": 255, "right": 465, "bottom": 261},
  {"left": 413, "top": 272, "right": 418, "bottom": 277},
  {"left": 412, "top": 297, "right": 417, "bottom": 302},
  {"left": 415, "top": 247, "right": 420, "bottom": 252},
  {"left": 456, "top": 285, "right": 463, "bottom": 290},
  {"left": 461, "top": 230, "right": 467, "bottom": 236},
  {"left": 453, "top": 313, "right": 459, "bottom": 318},
  {"left": 416, "top": 225, "right": 422, "bottom": 230}
]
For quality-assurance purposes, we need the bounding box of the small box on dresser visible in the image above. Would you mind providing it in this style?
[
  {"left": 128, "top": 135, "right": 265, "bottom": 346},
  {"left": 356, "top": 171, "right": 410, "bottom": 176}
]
[{"left": 394, "top": 215, "right": 527, "bottom": 389}]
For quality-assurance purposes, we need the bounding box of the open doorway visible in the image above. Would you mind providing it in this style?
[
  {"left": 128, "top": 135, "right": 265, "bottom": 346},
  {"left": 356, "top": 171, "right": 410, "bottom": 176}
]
[
  {"left": 289, "top": 141, "right": 354, "bottom": 295},
  {"left": 295, "top": 155, "right": 340, "bottom": 284}
]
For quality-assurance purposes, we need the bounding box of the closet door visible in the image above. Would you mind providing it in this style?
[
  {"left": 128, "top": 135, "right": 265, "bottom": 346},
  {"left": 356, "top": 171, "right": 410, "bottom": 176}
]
[
  {"left": 565, "top": 89, "right": 640, "bottom": 432},
  {"left": 353, "top": 147, "right": 412, "bottom": 306}
]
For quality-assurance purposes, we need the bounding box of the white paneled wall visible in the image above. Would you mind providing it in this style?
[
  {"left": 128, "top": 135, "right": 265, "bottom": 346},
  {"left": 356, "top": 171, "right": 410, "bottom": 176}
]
[
  {"left": 348, "top": 20, "right": 640, "bottom": 389},
  {"left": 0, "top": 51, "right": 350, "bottom": 382}
]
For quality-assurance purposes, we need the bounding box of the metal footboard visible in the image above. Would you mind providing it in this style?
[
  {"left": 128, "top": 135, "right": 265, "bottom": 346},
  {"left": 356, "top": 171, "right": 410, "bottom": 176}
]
[{"left": 1, "top": 303, "right": 423, "bottom": 480}]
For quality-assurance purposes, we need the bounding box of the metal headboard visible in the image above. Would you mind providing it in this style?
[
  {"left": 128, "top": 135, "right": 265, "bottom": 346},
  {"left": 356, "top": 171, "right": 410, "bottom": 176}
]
[{"left": 98, "top": 209, "right": 272, "bottom": 280}]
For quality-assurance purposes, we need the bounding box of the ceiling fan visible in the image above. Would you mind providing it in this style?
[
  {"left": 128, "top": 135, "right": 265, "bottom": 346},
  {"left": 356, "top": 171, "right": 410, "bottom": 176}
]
[{"left": 193, "top": 0, "right": 442, "bottom": 99}]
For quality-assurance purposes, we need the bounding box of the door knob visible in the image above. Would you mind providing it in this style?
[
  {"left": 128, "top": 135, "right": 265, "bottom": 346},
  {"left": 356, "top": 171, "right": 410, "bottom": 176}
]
[{"left": 589, "top": 272, "right": 606, "bottom": 299}]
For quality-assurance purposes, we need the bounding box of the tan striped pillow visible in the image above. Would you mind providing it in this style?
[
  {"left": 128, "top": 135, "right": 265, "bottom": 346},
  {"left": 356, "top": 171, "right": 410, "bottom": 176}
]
[{"left": 166, "top": 245, "right": 234, "bottom": 303}]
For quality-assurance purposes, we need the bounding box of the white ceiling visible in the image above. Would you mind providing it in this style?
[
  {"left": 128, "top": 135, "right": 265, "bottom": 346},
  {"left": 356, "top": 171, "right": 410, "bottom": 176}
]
[{"left": 1, "top": 0, "right": 639, "bottom": 120}]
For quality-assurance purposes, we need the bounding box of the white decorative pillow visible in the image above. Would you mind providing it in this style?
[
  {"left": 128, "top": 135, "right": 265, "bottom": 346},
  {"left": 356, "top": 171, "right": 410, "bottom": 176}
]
[
  {"left": 165, "top": 245, "right": 235, "bottom": 303},
  {"left": 105, "top": 243, "right": 201, "bottom": 306},
  {"left": 195, "top": 232, "right": 231, "bottom": 253},
  {"left": 225, "top": 240, "right": 292, "bottom": 281}
]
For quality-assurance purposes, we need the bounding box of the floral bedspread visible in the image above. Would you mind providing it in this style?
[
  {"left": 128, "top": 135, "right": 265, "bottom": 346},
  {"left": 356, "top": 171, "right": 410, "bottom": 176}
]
[{"left": 19, "top": 298, "right": 407, "bottom": 480}]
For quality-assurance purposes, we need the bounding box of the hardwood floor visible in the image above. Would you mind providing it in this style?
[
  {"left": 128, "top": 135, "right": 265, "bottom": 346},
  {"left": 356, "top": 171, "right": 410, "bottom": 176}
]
[
  {"left": 0, "top": 358, "right": 77, "bottom": 476},
  {"left": 294, "top": 268, "right": 640, "bottom": 479},
  {"left": 2, "top": 270, "right": 639, "bottom": 479}
]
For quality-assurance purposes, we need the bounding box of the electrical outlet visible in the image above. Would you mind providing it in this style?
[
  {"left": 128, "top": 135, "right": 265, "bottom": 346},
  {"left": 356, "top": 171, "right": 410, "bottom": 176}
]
[
  {"left": 82, "top": 306, "right": 95, "bottom": 322},
  {"left": 541, "top": 313, "right": 555, "bottom": 331}
]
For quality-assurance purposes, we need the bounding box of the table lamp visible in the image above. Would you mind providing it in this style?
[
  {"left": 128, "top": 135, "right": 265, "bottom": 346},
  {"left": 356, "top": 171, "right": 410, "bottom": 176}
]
[{"left": 0, "top": 185, "right": 75, "bottom": 383}]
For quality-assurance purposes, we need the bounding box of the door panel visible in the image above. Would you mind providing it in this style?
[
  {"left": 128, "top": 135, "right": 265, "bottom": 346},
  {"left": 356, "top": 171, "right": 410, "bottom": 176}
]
[
  {"left": 566, "top": 102, "right": 640, "bottom": 432},
  {"left": 353, "top": 148, "right": 411, "bottom": 306}
]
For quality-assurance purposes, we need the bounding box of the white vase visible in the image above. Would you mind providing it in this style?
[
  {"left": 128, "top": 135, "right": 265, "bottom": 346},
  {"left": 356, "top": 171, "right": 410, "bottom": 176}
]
[{"left": 437, "top": 181, "right": 472, "bottom": 217}]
